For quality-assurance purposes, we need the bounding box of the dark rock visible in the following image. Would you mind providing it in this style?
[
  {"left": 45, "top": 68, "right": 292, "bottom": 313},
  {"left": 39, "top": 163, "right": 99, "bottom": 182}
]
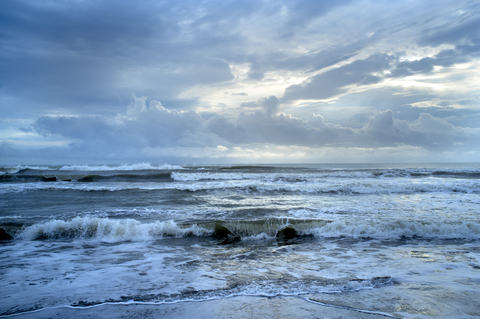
[
  {"left": 212, "top": 223, "right": 233, "bottom": 239},
  {"left": 0, "top": 228, "right": 13, "bottom": 240},
  {"left": 276, "top": 226, "right": 298, "bottom": 240},
  {"left": 219, "top": 235, "right": 241, "bottom": 245},
  {"left": 212, "top": 223, "right": 241, "bottom": 244}
]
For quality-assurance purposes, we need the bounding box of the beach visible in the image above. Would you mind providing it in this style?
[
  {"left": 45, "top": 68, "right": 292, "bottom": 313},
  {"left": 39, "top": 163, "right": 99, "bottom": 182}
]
[{"left": 1, "top": 163, "right": 480, "bottom": 318}]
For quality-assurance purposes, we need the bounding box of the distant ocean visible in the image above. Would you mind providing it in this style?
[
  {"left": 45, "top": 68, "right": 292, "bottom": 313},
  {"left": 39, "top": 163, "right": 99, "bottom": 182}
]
[{"left": 1, "top": 163, "right": 480, "bottom": 318}]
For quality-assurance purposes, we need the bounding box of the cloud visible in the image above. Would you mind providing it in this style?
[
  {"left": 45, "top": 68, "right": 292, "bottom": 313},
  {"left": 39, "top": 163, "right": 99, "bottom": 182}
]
[
  {"left": 238, "top": 95, "right": 279, "bottom": 116},
  {"left": 23, "top": 96, "right": 478, "bottom": 162},
  {"left": 281, "top": 0, "right": 354, "bottom": 36},
  {"left": 284, "top": 38, "right": 480, "bottom": 103},
  {"left": 389, "top": 39, "right": 480, "bottom": 77},
  {"left": 39, "top": 97, "right": 209, "bottom": 149},
  {"left": 0, "top": 0, "right": 241, "bottom": 116},
  {"left": 419, "top": 5, "right": 480, "bottom": 47},
  {"left": 1, "top": 0, "right": 480, "bottom": 164},
  {"left": 359, "top": 109, "right": 480, "bottom": 149},
  {"left": 283, "top": 54, "right": 395, "bottom": 101},
  {"left": 260, "top": 96, "right": 280, "bottom": 117}
]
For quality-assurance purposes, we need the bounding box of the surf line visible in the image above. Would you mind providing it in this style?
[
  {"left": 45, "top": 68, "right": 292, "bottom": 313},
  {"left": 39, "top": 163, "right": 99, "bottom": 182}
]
[
  {"left": 0, "top": 295, "right": 402, "bottom": 318},
  {"left": 0, "top": 297, "right": 230, "bottom": 318},
  {"left": 302, "top": 296, "right": 401, "bottom": 319}
]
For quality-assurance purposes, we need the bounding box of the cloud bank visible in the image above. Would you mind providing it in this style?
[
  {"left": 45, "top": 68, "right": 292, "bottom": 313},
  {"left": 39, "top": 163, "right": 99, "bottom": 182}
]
[
  {"left": 1, "top": 0, "right": 479, "bottom": 163},
  {"left": 3, "top": 95, "right": 473, "bottom": 163}
]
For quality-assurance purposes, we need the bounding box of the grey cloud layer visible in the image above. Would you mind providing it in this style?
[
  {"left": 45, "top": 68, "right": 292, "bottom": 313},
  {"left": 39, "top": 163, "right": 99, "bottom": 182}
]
[
  {"left": 1, "top": 0, "right": 351, "bottom": 111},
  {"left": 1, "top": 0, "right": 480, "bottom": 163},
  {"left": 3, "top": 0, "right": 477, "bottom": 113},
  {"left": 284, "top": 38, "right": 480, "bottom": 102},
  {"left": 30, "top": 97, "right": 479, "bottom": 155}
]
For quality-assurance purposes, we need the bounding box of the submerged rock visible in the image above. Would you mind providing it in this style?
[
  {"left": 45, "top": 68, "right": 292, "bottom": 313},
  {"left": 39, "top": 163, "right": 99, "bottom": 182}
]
[
  {"left": 212, "top": 223, "right": 241, "bottom": 244},
  {"left": 213, "top": 223, "right": 233, "bottom": 239},
  {"left": 0, "top": 228, "right": 12, "bottom": 241},
  {"left": 276, "top": 226, "right": 298, "bottom": 240}
]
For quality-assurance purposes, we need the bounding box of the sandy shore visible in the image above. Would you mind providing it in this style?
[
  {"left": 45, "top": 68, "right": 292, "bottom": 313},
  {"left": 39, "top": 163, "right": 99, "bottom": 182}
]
[
  {"left": 9, "top": 281, "right": 480, "bottom": 319},
  {"left": 10, "top": 295, "right": 396, "bottom": 319}
]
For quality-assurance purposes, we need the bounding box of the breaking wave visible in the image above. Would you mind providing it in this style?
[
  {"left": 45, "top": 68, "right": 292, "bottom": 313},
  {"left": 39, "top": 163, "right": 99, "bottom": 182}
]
[
  {"left": 310, "top": 220, "right": 480, "bottom": 240},
  {"left": 0, "top": 163, "right": 185, "bottom": 175},
  {"left": 58, "top": 163, "right": 185, "bottom": 171},
  {"left": 12, "top": 217, "right": 480, "bottom": 242},
  {"left": 0, "top": 165, "right": 53, "bottom": 175},
  {"left": 19, "top": 217, "right": 211, "bottom": 242}
]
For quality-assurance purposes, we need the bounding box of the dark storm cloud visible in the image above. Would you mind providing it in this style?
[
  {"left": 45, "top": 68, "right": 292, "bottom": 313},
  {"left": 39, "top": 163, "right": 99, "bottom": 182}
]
[
  {"left": 2, "top": 0, "right": 474, "bottom": 114},
  {"left": 0, "top": 0, "right": 367, "bottom": 117},
  {"left": 0, "top": 0, "right": 249, "bottom": 115}
]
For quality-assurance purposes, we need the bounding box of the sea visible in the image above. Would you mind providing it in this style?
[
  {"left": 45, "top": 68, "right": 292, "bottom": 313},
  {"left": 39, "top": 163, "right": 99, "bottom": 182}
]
[{"left": 1, "top": 163, "right": 480, "bottom": 318}]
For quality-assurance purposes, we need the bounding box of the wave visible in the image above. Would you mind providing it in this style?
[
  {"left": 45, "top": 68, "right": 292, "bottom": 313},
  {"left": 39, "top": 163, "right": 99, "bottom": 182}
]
[
  {"left": 3, "top": 165, "right": 479, "bottom": 185},
  {"left": 66, "top": 276, "right": 393, "bottom": 309},
  {"left": 58, "top": 163, "right": 185, "bottom": 171},
  {"left": 11, "top": 217, "right": 480, "bottom": 242},
  {"left": 170, "top": 171, "right": 375, "bottom": 181},
  {"left": 18, "top": 217, "right": 211, "bottom": 242},
  {"left": 310, "top": 220, "right": 480, "bottom": 240},
  {"left": 0, "top": 163, "right": 185, "bottom": 175},
  {"left": 0, "top": 172, "right": 173, "bottom": 183},
  {"left": 220, "top": 165, "right": 278, "bottom": 170},
  {"left": 2, "top": 177, "right": 479, "bottom": 194},
  {"left": 171, "top": 168, "right": 480, "bottom": 182},
  {"left": 0, "top": 165, "right": 55, "bottom": 175}
]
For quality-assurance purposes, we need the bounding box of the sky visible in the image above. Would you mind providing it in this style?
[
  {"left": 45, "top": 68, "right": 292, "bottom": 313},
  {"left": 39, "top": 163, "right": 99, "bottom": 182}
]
[{"left": 1, "top": 0, "right": 480, "bottom": 164}]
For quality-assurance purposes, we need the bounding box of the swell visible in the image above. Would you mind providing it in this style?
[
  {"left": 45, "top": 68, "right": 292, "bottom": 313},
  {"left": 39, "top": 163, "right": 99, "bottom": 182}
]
[
  {"left": 172, "top": 169, "right": 480, "bottom": 181},
  {"left": 0, "top": 163, "right": 185, "bottom": 175},
  {"left": 2, "top": 178, "right": 479, "bottom": 194},
  {"left": 0, "top": 172, "right": 173, "bottom": 182},
  {"left": 8, "top": 217, "right": 480, "bottom": 242},
  {"left": 3, "top": 165, "right": 480, "bottom": 181}
]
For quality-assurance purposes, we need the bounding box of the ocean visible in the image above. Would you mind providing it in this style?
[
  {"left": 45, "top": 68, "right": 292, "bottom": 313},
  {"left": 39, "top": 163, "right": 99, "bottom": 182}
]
[{"left": 1, "top": 163, "right": 480, "bottom": 318}]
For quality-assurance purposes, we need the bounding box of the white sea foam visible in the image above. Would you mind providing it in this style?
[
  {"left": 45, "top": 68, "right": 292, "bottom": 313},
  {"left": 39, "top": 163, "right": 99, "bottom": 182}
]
[
  {"left": 0, "top": 165, "right": 54, "bottom": 174},
  {"left": 171, "top": 171, "right": 244, "bottom": 181},
  {"left": 16, "top": 216, "right": 480, "bottom": 241},
  {"left": 171, "top": 171, "right": 377, "bottom": 181},
  {"left": 183, "top": 167, "right": 480, "bottom": 180},
  {"left": 19, "top": 217, "right": 211, "bottom": 242},
  {"left": 238, "top": 276, "right": 393, "bottom": 295},
  {"left": 305, "top": 220, "right": 480, "bottom": 240}
]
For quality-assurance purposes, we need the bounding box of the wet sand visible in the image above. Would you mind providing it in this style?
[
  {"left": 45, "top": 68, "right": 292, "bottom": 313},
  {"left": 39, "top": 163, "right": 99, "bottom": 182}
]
[
  {"left": 10, "top": 282, "right": 480, "bottom": 319},
  {"left": 10, "top": 295, "right": 395, "bottom": 319}
]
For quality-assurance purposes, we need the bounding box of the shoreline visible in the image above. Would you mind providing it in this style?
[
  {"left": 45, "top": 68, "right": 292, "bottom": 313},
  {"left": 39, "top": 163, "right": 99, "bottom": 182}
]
[
  {"left": 4, "top": 295, "right": 398, "bottom": 319},
  {"left": 7, "top": 280, "right": 480, "bottom": 319}
]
